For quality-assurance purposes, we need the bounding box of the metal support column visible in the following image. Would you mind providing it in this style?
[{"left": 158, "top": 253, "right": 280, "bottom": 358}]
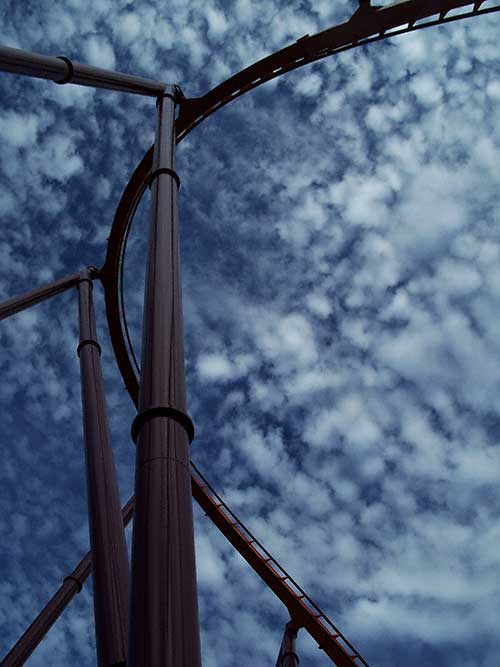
[
  {"left": 276, "top": 621, "right": 300, "bottom": 667},
  {"left": 77, "top": 269, "right": 129, "bottom": 667},
  {"left": 128, "top": 87, "right": 201, "bottom": 667}
]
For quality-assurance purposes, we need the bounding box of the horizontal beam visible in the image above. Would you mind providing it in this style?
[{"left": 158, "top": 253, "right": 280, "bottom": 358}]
[
  {"left": 0, "top": 271, "right": 81, "bottom": 322},
  {"left": 0, "top": 46, "right": 167, "bottom": 96}
]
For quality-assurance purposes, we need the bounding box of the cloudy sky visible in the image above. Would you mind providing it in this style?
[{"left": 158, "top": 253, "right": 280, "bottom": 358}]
[{"left": 1, "top": 1, "right": 500, "bottom": 666}]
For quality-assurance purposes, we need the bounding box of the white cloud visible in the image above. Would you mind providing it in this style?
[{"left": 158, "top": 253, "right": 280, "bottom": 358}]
[
  {"left": 205, "top": 6, "right": 228, "bottom": 40},
  {"left": 294, "top": 72, "right": 322, "bottom": 97},
  {"left": 83, "top": 34, "right": 116, "bottom": 69},
  {"left": 197, "top": 353, "right": 234, "bottom": 381},
  {"left": 2, "top": 4, "right": 500, "bottom": 667},
  {"left": 305, "top": 291, "right": 332, "bottom": 318},
  {"left": 0, "top": 111, "right": 38, "bottom": 147}
]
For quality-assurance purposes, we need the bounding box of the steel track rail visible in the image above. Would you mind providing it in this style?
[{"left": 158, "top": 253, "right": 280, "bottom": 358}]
[
  {"left": 97, "top": 2, "right": 500, "bottom": 664},
  {"left": 2, "top": 1, "right": 499, "bottom": 665},
  {"left": 101, "top": 0, "right": 500, "bottom": 408},
  {"left": 175, "top": 0, "right": 500, "bottom": 140},
  {"left": 2, "top": 467, "right": 367, "bottom": 667}
]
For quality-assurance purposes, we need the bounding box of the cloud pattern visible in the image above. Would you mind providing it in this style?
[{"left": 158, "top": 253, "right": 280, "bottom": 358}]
[{"left": 1, "top": 2, "right": 500, "bottom": 666}]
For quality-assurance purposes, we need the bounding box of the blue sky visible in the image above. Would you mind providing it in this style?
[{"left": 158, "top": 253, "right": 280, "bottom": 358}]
[{"left": 1, "top": 1, "right": 500, "bottom": 666}]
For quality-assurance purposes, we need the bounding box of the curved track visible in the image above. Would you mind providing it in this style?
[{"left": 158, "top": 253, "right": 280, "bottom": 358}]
[
  {"left": 101, "top": 0, "right": 500, "bottom": 405},
  {"left": 98, "top": 2, "right": 500, "bottom": 665},
  {"left": 3, "top": 2, "right": 499, "bottom": 666}
]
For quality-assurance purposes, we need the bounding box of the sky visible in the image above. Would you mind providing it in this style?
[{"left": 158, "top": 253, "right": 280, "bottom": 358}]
[{"left": 1, "top": 1, "right": 500, "bottom": 666}]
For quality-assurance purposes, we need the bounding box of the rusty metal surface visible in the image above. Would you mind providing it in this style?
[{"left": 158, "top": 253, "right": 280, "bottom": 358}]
[
  {"left": 127, "top": 89, "right": 202, "bottom": 667},
  {"left": 77, "top": 270, "right": 129, "bottom": 667}
]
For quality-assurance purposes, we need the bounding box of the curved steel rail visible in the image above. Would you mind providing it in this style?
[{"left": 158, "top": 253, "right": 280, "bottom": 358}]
[
  {"left": 97, "top": 2, "right": 500, "bottom": 665},
  {"left": 2, "top": 2, "right": 499, "bottom": 666},
  {"left": 100, "top": 0, "right": 500, "bottom": 404},
  {"left": 175, "top": 0, "right": 500, "bottom": 141}
]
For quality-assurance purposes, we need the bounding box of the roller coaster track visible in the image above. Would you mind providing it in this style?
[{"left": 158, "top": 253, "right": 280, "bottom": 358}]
[
  {"left": 2, "top": 1, "right": 499, "bottom": 666},
  {"left": 176, "top": 0, "right": 500, "bottom": 140},
  {"left": 103, "top": 0, "right": 500, "bottom": 409}
]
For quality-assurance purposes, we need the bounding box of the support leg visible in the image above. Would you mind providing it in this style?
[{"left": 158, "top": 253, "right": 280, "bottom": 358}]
[
  {"left": 276, "top": 621, "right": 300, "bottom": 667},
  {"left": 128, "top": 87, "right": 201, "bottom": 667},
  {"left": 77, "top": 269, "right": 129, "bottom": 667}
]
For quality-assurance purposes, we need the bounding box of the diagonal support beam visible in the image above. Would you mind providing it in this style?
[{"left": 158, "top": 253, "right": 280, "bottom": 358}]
[
  {"left": 0, "top": 45, "right": 167, "bottom": 96},
  {"left": 0, "top": 500, "right": 133, "bottom": 667},
  {"left": 0, "top": 271, "right": 80, "bottom": 321},
  {"left": 1, "top": 467, "right": 368, "bottom": 667},
  {"left": 77, "top": 270, "right": 129, "bottom": 667}
]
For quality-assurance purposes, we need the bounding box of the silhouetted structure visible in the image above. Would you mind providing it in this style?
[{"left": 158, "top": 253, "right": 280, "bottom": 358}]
[{"left": 0, "top": 2, "right": 498, "bottom": 665}]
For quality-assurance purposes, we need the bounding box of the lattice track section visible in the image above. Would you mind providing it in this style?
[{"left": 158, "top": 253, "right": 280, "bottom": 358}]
[
  {"left": 191, "top": 464, "right": 369, "bottom": 667},
  {"left": 1, "top": 459, "right": 367, "bottom": 667},
  {"left": 2, "top": 1, "right": 499, "bottom": 665},
  {"left": 177, "top": 0, "right": 500, "bottom": 138}
]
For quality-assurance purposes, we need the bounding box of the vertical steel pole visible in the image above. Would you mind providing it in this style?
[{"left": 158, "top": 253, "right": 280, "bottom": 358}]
[
  {"left": 128, "top": 88, "right": 201, "bottom": 667},
  {"left": 77, "top": 269, "right": 129, "bottom": 667},
  {"left": 275, "top": 622, "right": 300, "bottom": 667}
]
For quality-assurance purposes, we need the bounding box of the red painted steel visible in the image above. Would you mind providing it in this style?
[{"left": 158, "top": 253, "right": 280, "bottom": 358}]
[
  {"left": 101, "top": 162, "right": 369, "bottom": 664},
  {"left": 101, "top": 0, "right": 500, "bottom": 407},
  {"left": 0, "top": 272, "right": 80, "bottom": 321},
  {"left": 276, "top": 622, "right": 299, "bottom": 667},
  {"left": 2, "top": 2, "right": 500, "bottom": 666},
  {"left": 77, "top": 270, "right": 129, "bottom": 667},
  {"left": 175, "top": 0, "right": 499, "bottom": 140},
  {"left": 1, "top": 467, "right": 368, "bottom": 667},
  {"left": 191, "top": 466, "right": 369, "bottom": 667},
  {"left": 127, "top": 90, "right": 202, "bottom": 667}
]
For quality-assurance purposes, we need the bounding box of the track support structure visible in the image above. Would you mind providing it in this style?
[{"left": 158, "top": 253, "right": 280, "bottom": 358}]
[
  {"left": 0, "top": 271, "right": 80, "bottom": 321},
  {"left": 77, "top": 269, "right": 129, "bottom": 667},
  {"left": 276, "top": 622, "right": 300, "bottom": 667},
  {"left": 0, "top": 45, "right": 167, "bottom": 96},
  {"left": 128, "top": 88, "right": 202, "bottom": 667}
]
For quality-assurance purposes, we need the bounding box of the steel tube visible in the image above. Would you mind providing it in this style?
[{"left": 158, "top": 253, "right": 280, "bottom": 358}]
[
  {"left": 0, "top": 499, "right": 134, "bottom": 667},
  {"left": 128, "top": 88, "right": 202, "bottom": 667},
  {"left": 275, "top": 622, "right": 299, "bottom": 667},
  {"left": 0, "top": 45, "right": 167, "bottom": 96},
  {"left": 77, "top": 270, "right": 129, "bottom": 667},
  {"left": 0, "top": 271, "right": 80, "bottom": 321}
]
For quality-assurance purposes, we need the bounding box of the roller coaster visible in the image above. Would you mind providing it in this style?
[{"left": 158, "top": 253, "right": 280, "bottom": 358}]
[{"left": 1, "top": 2, "right": 498, "bottom": 665}]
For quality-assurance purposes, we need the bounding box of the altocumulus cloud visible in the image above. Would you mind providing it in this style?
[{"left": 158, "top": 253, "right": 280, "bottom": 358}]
[{"left": 1, "top": 2, "right": 500, "bottom": 667}]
